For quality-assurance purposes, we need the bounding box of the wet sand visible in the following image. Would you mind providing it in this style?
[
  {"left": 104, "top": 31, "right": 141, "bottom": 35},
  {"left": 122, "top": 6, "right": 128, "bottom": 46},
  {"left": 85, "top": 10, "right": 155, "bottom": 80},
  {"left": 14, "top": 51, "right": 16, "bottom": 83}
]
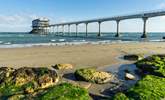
[{"left": 0, "top": 42, "right": 165, "bottom": 68}]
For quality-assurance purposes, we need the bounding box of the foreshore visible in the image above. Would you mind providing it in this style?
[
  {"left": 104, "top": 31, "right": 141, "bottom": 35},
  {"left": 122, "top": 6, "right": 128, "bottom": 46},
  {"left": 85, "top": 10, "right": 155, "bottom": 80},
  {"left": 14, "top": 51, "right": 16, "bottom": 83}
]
[{"left": 0, "top": 42, "right": 165, "bottom": 68}]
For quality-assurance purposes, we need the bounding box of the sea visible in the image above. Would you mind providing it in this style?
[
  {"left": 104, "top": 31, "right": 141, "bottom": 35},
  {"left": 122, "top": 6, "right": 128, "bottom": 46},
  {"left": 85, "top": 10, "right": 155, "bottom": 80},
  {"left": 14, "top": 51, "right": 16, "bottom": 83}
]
[{"left": 0, "top": 32, "right": 165, "bottom": 48}]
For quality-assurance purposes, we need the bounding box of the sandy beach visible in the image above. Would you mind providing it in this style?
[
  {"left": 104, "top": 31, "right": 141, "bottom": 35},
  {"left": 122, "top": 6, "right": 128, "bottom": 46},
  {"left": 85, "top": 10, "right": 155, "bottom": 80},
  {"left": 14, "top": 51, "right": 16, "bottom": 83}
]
[{"left": 0, "top": 42, "right": 165, "bottom": 68}]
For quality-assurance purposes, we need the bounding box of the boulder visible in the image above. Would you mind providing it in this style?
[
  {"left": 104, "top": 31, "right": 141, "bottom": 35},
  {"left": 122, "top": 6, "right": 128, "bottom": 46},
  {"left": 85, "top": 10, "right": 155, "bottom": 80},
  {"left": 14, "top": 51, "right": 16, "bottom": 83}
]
[
  {"left": 75, "top": 68, "right": 114, "bottom": 84},
  {"left": 13, "top": 67, "right": 35, "bottom": 86},
  {"left": 0, "top": 67, "right": 15, "bottom": 83},
  {"left": 124, "top": 54, "right": 143, "bottom": 61},
  {"left": 125, "top": 73, "right": 135, "bottom": 80},
  {"left": 52, "top": 64, "right": 73, "bottom": 70},
  {"left": 0, "top": 67, "right": 59, "bottom": 98}
]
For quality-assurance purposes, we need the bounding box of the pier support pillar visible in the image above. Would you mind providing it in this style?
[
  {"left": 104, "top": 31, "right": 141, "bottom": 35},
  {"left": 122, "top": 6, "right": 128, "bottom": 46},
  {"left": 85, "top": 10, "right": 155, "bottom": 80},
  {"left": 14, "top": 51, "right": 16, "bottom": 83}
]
[
  {"left": 57, "top": 26, "right": 59, "bottom": 36},
  {"left": 141, "top": 17, "right": 148, "bottom": 38},
  {"left": 62, "top": 25, "right": 64, "bottom": 36},
  {"left": 85, "top": 23, "right": 88, "bottom": 37},
  {"left": 98, "top": 21, "right": 102, "bottom": 37},
  {"left": 115, "top": 20, "right": 120, "bottom": 37},
  {"left": 54, "top": 26, "right": 55, "bottom": 34},
  {"left": 76, "top": 24, "right": 78, "bottom": 37},
  {"left": 68, "top": 25, "right": 70, "bottom": 36}
]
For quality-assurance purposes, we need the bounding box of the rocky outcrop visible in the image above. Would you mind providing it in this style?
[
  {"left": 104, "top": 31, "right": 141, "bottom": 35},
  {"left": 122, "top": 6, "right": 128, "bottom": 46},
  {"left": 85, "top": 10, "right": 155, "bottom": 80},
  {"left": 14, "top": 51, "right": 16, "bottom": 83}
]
[
  {"left": 0, "top": 67, "right": 59, "bottom": 96},
  {"left": 75, "top": 68, "right": 114, "bottom": 84},
  {"left": 135, "top": 55, "right": 165, "bottom": 77},
  {"left": 52, "top": 64, "right": 73, "bottom": 70},
  {"left": 0, "top": 67, "right": 15, "bottom": 84},
  {"left": 124, "top": 54, "right": 143, "bottom": 61}
]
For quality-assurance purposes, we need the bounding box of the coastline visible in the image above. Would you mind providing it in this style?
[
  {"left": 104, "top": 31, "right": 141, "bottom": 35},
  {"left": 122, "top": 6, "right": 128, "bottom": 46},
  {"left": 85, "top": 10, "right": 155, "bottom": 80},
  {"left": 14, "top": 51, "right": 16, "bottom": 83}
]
[{"left": 0, "top": 42, "right": 165, "bottom": 68}]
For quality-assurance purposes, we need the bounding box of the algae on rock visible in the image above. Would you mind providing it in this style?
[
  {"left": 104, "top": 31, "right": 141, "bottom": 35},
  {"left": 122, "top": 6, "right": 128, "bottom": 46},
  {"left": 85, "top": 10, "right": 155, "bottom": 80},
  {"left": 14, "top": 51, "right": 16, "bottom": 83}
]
[
  {"left": 135, "top": 55, "right": 165, "bottom": 77},
  {"left": 40, "top": 83, "right": 91, "bottom": 100},
  {"left": 75, "top": 68, "right": 113, "bottom": 84}
]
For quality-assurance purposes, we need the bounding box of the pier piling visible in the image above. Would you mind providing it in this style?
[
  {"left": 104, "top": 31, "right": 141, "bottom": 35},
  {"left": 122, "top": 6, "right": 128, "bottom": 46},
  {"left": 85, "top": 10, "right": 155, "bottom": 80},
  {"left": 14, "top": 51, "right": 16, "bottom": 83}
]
[
  {"left": 76, "top": 24, "right": 78, "bottom": 37},
  {"left": 115, "top": 20, "right": 120, "bottom": 37},
  {"left": 85, "top": 23, "right": 88, "bottom": 37},
  {"left": 98, "top": 21, "right": 101, "bottom": 37},
  {"left": 141, "top": 17, "right": 148, "bottom": 38}
]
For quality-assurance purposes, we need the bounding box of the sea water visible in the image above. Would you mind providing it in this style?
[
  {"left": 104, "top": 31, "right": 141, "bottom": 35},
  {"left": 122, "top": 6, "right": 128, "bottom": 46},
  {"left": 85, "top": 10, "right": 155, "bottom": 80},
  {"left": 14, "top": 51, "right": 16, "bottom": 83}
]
[{"left": 0, "top": 32, "right": 164, "bottom": 48}]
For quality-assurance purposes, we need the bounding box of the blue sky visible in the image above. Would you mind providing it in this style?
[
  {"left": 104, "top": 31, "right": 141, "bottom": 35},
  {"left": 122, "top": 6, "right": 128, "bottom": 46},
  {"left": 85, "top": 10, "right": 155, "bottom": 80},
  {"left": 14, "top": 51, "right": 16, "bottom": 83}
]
[{"left": 0, "top": 0, "right": 165, "bottom": 32}]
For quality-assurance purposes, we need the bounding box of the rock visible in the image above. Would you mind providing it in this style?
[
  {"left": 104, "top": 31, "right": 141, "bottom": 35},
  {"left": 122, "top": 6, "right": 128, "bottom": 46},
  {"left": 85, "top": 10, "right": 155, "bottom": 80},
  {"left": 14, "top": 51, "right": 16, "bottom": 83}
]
[
  {"left": 24, "top": 87, "right": 34, "bottom": 94},
  {"left": 8, "top": 94, "right": 25, "bottom": 100},
  {"left": 52, "top": 64, "right": 73, "bottom": 70},
  {"left": 124, "top": 54, "right": 143, "bottom": 61},
  {"left": 12, "top": 67, "right": 59, "bottom": 89},
  {"left": 135, "top": 55, "right": 165, "bottom": 77},
  {"left": 75, "top": 68, "right": 114, "bottom": 84},
  {"left": 38, "top": 74, "right": 55, "bottom": 88},
  {"left": 68, "top": 81, "right": 92, "bottom": 89},
  {"left": 125, "top": 73, "right": 135, "bottom": 80},
  {"left": 78, "top": 82, "right": 92, "bottom": 89},
  {"left": 13, "top": 67, "right": 36, "bottom": 86},
  {"left": 0, "top": 67, "right": 15, "bottom": 83}
]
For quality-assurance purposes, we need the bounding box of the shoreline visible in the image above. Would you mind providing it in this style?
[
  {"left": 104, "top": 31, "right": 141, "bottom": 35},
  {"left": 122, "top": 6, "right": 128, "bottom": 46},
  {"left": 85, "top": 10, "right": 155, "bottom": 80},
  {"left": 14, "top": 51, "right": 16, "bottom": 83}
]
[
  {"left": 0, "top": 42, "right": 165, "bottom": 68},
  {"left": 0, "top": 39, "right": 164, "bottom": 49}
]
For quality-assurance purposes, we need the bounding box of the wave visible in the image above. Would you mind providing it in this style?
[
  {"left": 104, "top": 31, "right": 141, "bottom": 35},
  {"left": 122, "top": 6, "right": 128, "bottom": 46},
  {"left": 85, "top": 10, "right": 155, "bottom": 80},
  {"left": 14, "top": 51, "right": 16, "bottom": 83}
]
[{"left": 0, "top": 40, "right": 140, "bottom": 48}]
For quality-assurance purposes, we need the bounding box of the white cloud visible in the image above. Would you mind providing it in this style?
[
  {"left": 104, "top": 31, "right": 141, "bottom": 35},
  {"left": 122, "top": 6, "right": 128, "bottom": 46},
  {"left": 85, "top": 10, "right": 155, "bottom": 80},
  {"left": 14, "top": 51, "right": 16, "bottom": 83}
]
[
  {"left": 156, "top": 2, "right": 165, "bottom": 9},
  {"left": 0, "top": 13, "right": 39, "bottom": 32}
]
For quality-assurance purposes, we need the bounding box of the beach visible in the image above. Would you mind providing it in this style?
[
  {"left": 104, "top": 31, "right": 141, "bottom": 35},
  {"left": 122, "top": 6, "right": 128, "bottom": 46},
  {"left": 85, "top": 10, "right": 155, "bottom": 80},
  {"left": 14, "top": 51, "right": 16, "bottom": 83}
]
[{"left": 0, "top": 42, "right": 165, "bottom": 68}]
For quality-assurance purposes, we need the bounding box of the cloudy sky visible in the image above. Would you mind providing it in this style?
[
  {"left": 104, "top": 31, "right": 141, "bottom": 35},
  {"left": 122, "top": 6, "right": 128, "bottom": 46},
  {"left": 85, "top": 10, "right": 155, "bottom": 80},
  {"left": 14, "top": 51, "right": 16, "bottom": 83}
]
[{"left": 0, "top": 0, "right": 165, "bottom": 32}]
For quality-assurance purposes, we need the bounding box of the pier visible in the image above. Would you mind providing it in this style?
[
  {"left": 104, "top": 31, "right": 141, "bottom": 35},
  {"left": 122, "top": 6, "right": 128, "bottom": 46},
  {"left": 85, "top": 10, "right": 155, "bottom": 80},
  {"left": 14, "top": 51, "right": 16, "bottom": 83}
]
[{"left": 39, "top": 10, "right": 165, "bottom": 38}]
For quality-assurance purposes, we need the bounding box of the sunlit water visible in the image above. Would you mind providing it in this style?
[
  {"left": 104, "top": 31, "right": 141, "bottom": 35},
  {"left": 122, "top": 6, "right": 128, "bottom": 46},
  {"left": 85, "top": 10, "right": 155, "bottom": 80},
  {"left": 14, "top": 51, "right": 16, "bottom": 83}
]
[{"left": 0, "top": 32, "right": 164, "bottom": 48}]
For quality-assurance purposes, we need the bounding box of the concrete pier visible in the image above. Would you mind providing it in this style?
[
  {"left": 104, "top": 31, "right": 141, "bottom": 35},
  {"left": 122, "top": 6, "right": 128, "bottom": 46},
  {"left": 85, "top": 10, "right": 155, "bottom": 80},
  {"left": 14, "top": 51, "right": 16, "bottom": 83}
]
[{"left": 47, "top": 10, "right": 165, "bottom": 38}]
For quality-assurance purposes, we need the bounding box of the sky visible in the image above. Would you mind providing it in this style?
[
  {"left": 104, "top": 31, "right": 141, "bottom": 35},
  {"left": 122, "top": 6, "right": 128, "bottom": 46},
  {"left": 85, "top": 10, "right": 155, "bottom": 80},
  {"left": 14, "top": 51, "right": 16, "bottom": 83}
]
[{"left": 0, "top": 0, "right": 165, "bottom": 32}]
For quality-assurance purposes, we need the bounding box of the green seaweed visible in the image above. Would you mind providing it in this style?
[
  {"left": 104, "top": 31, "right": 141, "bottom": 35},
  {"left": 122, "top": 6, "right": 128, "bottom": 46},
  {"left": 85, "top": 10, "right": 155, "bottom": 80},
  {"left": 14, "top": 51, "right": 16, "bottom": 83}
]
[
  {"left": 39, "top": 83, "right": 91, "bottom": 100},
  {"left": 75, "top": 68, "right": 96, "bottom": 83},
  {"left": 112, "top": 92, "right": 129, "bottom": 100},
  {"left": 112, "top": 75, "right": 165, "bottom": 100},
  {"left": 135, "top": 55, "right": 165, "bottom": 77},
  {"left": 126, "top": 75, "right": 165, "bottom": 100}
]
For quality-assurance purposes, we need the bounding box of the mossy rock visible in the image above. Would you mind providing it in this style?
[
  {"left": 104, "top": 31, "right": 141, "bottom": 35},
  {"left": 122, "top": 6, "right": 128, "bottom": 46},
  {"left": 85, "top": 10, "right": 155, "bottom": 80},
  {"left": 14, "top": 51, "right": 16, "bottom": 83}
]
[
  {"left": 39, "top": 83, "right": 91, "bottom": 100},
  {"left": 135, "top": 55, "right": 165, "bottom": 77},
  {"left": 112, "top": 92, "right": 129, "bottom": 100},
  {"left": 75, "top": 68, "right": 113, "bottom": 84},
  {"left": 124, "top": 54, "right": 144, "bottom": 61},
  {"left": 126, "top": 75, "right": 165, "bottom": 100},
  {"left": 52, "top": 64, "right": 73, "bottom": 70},
  {"left": 0, "top": 67, "right": 15, "bottom": 84},
  {"left": 0, "top": 67, "right": 59, "bottom": 99}
]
